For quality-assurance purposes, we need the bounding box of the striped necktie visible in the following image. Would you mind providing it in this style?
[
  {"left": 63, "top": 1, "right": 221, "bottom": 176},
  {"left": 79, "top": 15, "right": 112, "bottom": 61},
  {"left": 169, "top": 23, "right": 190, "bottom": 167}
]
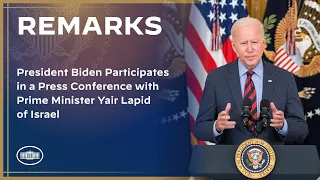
[{"left": 244, "top": 70, "right": 257, "bottom": 131}]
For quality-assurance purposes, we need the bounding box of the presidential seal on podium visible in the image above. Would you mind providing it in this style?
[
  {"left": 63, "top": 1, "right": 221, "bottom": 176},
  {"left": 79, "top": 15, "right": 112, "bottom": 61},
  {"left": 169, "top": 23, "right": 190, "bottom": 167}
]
[{"left": 235, "top": 138, "right": 276, "bottom": 179}]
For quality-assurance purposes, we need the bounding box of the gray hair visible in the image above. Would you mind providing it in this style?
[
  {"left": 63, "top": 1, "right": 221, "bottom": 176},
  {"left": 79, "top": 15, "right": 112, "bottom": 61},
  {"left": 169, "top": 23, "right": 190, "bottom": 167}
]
[{"left": 230, "top": 17, "right": 265, "bottom": 40}]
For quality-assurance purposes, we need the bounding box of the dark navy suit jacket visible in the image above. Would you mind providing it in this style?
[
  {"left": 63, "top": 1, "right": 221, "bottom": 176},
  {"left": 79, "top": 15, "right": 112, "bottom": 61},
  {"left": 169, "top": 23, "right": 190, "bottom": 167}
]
[{"left": 194, "top": 59, "right": 308, "bottom": 145}]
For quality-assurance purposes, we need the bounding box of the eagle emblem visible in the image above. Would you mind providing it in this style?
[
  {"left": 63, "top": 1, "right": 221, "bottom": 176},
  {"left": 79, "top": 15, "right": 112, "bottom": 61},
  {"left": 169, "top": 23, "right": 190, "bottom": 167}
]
[
  {"left": 264, "top": 0, "right": 320, "bottom": 78},
  {"left": 247, "top": 148, "right": 266, "bottom": 170},
  {"left": 235, "top": 138, "right": 276, "bottom": 179},
  {"left": 159, "top": 3, "right": 186, "bottom": 79},
  {"left": 8, "top": 4, "right": 112, "bottom": 85},
  {"left": 156, "top": 4, "right": 186, "bottom": 102}
]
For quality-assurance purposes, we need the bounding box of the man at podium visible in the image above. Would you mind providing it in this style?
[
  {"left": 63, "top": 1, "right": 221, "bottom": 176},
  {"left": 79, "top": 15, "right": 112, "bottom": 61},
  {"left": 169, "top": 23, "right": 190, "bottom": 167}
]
[{"left": 194, "top": 17, "right": 308, "bottom": 145}]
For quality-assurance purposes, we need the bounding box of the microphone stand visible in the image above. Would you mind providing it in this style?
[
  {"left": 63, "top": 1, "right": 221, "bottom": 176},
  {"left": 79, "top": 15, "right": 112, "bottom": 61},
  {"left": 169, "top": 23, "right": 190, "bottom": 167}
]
[
  {"left": 253, "top": 117, "right": 268, "bottom": 138},
  {"left": 248, "top": 118, "right": 259, "bottom": 138},
  {"left": 252, "top": 118, "right": 259, "bottom": 138}
]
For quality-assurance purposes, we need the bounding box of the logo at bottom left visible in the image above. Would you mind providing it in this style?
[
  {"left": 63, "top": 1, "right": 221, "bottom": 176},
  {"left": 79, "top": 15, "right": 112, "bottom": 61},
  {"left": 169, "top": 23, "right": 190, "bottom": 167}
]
[{"left": 16, "top": 146, "right": 44, "bottom": 166}]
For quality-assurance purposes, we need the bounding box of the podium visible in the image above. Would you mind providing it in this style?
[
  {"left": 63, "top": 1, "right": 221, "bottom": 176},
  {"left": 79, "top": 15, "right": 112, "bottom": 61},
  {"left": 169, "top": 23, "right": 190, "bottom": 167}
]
[{"left": 189, "top": 144, "right": 320, "bottom": 180}]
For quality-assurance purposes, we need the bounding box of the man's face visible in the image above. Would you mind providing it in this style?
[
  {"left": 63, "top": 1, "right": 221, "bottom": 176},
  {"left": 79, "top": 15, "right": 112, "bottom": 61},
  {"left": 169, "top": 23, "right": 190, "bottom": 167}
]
[{"left": 232, "top": 23, "right": 267, "bottom": 69}]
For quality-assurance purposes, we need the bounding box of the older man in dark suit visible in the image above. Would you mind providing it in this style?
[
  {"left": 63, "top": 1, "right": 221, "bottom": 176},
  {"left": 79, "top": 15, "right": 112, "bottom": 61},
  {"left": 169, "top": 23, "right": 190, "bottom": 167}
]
[{"left": 194, "top": 17, "right": 308, "bottom": 145}]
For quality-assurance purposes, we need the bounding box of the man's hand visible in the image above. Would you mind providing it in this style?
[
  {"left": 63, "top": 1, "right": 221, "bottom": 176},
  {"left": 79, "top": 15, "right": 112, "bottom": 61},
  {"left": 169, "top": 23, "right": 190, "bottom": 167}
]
[
  {"left": 270, "top": 102, "right": 284, "bottom": 130},
  {"left": 215, "top": 103, "right": 236, "bottom": 132}
]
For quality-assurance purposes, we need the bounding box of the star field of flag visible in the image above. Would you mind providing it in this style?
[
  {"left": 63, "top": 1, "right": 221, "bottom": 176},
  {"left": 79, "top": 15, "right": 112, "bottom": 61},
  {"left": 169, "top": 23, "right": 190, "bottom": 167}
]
[{"left": 195, "top": 0, "right": 248, "bottom": 43}]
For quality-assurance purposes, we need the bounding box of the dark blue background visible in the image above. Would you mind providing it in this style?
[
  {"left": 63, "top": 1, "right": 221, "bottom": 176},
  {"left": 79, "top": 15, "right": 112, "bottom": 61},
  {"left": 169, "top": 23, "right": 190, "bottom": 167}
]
[{"left": 3, "top": 3, "right": 192, "bottom": 176}]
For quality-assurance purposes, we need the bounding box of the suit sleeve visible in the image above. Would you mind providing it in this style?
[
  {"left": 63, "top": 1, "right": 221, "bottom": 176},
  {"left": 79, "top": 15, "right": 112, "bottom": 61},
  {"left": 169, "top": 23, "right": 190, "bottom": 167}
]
[
  {"left": 194, "top": 72, "right": 221, "bottom": 143},
  {"left": 282, "top": 73, "right": 309, "bottom": 144}
]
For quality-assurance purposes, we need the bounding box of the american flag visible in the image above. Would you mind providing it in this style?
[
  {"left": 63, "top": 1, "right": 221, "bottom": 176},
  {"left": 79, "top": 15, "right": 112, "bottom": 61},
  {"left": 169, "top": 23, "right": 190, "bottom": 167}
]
[{"left": 184, "top": 0, "right": 248, "bottom": 145}]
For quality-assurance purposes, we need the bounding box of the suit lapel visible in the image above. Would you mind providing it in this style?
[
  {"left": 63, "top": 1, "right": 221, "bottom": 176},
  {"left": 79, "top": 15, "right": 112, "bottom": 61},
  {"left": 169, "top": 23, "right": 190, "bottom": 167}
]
[
  {"left": 227, "top": 59, "right": 243, "bottom": 114},
  {"left": 262, "top": 60, "right": 275, "bottom": 102}
]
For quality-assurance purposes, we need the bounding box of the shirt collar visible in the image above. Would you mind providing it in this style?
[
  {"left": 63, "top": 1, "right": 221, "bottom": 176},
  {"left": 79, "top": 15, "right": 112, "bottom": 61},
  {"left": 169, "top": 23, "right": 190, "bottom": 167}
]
[{"left": 238, "top": 59, "right": 263, "bottom": 78}]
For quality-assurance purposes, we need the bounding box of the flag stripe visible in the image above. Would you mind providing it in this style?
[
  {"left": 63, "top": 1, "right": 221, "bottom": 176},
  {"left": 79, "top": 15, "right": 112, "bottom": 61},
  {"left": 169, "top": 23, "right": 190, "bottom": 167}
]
[
  {"left": 283, "top": 60, "right": 294, "bottom": 70},
  {"left": 274, "top": 49, "right": 286, "bottom": 66},
  {"left": 187, "top": 87, "right": 200, "bottom": 122},
  {"left": 291, "top": 66, "right": 300, "bottom": 72},
  {"left": 186, "top": 65, "right": 203, "bottom": 104},
  {"left": 276, "top": 54, "right": 289, "bottom": 67},
  {"left": 274, "top": 46, "right": 301, "bottom": 73},
  {"left": 222, "top": 38, "right": 237, "bottom": 63},
  {"left": 288, "top": 64, "right": 297, "bottom": 72},
  {"left": 186, "top": 22, "right": 218, "bottom": 73},
  {"left": 184, "top": 39, "right": 208, "bottom": 89},
  {"left": 189, "top": 4, "right": 227, "bottom": 68},
  {"left": 278, "top": 57, "right": 291, "bottom": 68}
]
